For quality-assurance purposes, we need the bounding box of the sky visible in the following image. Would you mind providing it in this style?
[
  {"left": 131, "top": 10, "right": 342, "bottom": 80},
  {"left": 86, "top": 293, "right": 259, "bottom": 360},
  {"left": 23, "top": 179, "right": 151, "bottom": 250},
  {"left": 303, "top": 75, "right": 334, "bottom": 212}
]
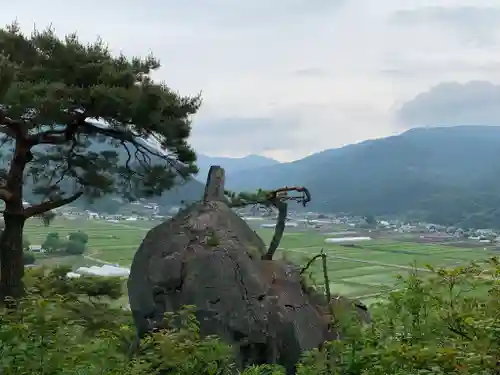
[{"left": 3, "top": 0, "right": 500, "bottom": 161}]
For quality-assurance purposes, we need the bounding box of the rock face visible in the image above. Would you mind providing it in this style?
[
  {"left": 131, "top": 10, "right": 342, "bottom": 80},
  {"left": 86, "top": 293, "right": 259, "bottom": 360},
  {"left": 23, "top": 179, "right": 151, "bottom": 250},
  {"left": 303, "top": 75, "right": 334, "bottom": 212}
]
[{"left": 128, "top": 166, "right": 368, "bottom": 374}]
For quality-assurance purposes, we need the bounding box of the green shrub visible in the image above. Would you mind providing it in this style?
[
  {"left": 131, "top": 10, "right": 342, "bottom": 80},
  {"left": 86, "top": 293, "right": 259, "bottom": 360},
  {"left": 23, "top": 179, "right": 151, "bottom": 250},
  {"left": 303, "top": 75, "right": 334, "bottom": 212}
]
[
  {"left": 22, "top": 252, "right": 35, "bottom": 265},
  {"left": 2, "top": 259, "right": 499, "bottom": 374},
  {"left": 41, "top": 232, "right": 62, "bottom": 253},
  {"left": 64, "top": 239, "right": 86, "bottom": 255},
  {"left": 69, "top": 231, "right": 89, "bottom": 244}
]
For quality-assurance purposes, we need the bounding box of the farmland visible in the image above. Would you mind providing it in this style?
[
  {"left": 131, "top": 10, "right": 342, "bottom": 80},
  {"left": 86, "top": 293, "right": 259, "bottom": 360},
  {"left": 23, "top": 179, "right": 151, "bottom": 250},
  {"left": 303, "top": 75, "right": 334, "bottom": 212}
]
[{"left": 23, "top": 217, "right": 498, "bottom": 305}]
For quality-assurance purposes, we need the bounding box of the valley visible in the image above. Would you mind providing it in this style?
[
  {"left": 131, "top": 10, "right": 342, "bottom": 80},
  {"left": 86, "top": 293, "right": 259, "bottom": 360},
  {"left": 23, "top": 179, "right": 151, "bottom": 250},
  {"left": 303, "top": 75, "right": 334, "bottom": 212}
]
[{"left": 26, "top": 217, "right": 498, "bottom": 306}]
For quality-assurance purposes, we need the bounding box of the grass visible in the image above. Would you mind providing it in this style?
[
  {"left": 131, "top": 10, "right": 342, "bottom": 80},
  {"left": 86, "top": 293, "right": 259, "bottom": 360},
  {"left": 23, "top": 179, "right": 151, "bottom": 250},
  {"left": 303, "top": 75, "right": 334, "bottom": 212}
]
[{"left": 22, "top": 218, "right": 498, "bottom": 305}]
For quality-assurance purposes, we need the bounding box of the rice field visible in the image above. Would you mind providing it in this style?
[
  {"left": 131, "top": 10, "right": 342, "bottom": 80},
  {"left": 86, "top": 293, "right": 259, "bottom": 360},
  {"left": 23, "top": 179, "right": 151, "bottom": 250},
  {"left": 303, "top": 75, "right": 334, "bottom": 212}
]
[{"left": 22, "top": 217, "right": 498, "bottom": 305}]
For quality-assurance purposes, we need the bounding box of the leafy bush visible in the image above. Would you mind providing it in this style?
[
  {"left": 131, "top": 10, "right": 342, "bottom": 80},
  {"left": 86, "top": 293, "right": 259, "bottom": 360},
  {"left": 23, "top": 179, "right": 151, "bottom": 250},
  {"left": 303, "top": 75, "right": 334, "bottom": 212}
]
[
  {"left": 64, "top": 239, "right": 86, "bottom": 255},
  {"left": 69, "top": 231, "right": 89, "bottom": 245},
  {"left": 41, "top": 231, "right": 88, "bottom": 255},
  {"left": 2, "top": 260, "right": 499, "bottom": 374},
  {"left": 41, "top": 232, "right": 62, "bottom": 252},
  {"left": 22, "top": 252, "right": 35, "bottom": 265},
  {"left": 297, "top": 258, "right": 500, "bottom": 375}
]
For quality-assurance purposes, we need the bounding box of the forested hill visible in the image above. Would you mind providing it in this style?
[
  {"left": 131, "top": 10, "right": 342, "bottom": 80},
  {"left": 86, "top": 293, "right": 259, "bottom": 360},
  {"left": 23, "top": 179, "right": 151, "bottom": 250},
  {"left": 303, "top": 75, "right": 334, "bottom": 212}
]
[
  {"left": 196, "top": 154, "right": 279, "bottom": 180},
  {"left": 226, "top": 126, "right": 500, "bottom": 228}
]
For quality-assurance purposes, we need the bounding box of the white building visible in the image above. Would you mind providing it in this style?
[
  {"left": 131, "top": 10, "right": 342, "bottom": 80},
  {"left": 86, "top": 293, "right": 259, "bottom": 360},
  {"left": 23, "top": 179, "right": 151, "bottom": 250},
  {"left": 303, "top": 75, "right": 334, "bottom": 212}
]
[
  {"left": 324, "top": 237, "right": 371, "bottom": 244},
  {"left": 260, "top": 222, "right": 299, "bottom": 229},
  {"left": 74, "top": 265, "right": 130, "bottom": 277}
]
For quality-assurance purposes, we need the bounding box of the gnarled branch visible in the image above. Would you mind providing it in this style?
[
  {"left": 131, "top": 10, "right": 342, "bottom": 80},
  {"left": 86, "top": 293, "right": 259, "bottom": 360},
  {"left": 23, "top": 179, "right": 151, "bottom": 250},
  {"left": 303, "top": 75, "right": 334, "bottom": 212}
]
[
  {"left": 227, "top": 186, "right": 312, "bottom": 260},
  {"left": 0, "top": 188, "right": 12, "bottom": 202},
  {"left": 0, "top": 109, "right": 28, "bottom": 140},
  {"left": 29, "top": 120, "right": 189, "bottom": 178}
]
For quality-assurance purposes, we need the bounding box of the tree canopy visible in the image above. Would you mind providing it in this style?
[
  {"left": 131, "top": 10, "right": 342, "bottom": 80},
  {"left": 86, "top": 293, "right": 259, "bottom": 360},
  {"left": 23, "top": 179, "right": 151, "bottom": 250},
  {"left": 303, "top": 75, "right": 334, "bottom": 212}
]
[
  {"left": 0, "top": 22, "right": 200, "bottom": 214},
  {"left": 0, "top": 22, "right": 201, "bottom": 299}
]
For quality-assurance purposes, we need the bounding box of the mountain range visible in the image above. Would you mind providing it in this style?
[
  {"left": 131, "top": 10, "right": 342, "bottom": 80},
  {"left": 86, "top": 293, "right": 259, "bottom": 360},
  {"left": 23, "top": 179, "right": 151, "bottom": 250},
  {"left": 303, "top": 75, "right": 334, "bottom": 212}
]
[
  {"left": 6, "top": 125, "right": 500, "bottom": 228},
  {"left": 225, "top": 126, "right": 500, "bottom": 229},
  {"left": 195, "top": 154, "right": 279, "bottom": 181}
]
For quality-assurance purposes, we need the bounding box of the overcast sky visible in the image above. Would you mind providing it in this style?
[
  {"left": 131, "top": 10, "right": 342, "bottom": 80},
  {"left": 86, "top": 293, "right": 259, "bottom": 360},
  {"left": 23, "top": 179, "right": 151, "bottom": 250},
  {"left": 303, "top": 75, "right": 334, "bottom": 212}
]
[{"left": 3, "top": 0, "right": 500, "bottom": 161}]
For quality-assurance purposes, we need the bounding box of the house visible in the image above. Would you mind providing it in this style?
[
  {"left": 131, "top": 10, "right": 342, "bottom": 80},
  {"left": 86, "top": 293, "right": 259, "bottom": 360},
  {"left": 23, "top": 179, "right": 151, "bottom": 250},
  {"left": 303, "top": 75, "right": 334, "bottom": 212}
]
[
  {"left": 85, "top": 210, "right": 99, "bottom": 219},
  {"left": 28, "top": 245, "right": 44, "bottom": 253}
]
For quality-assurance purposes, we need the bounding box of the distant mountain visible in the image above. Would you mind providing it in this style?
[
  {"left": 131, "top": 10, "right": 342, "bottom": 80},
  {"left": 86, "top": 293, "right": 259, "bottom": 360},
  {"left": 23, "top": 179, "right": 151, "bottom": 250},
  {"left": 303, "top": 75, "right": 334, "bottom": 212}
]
[
  {"left": 195, "top": 154, "right": 279, "bottom": 181},
  {"left": 226, "top": 126, "right": 500, "bottom": 228}
]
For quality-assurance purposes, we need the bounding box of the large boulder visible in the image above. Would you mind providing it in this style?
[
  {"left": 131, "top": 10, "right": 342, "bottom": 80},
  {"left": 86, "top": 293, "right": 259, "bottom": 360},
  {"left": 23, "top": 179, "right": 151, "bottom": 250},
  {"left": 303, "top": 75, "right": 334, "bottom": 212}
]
[{"left": 128, "top": 166, "right": 368, "bottom": 374}]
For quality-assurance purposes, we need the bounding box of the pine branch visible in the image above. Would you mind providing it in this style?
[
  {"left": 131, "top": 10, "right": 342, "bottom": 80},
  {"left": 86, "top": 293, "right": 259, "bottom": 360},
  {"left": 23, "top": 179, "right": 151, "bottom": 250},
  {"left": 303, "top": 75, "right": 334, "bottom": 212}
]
[
  {"left": 0, "top": 125, "right": 15, "bottom": 138},
  {"left": 0, "top": 109, "right": 26, "bottom": 139},
  {"left": 23, "top": 192, "right": 83, "bottom": 218},
  {"left": 300, "top": 253, "right": 323, "bottom": 275}
]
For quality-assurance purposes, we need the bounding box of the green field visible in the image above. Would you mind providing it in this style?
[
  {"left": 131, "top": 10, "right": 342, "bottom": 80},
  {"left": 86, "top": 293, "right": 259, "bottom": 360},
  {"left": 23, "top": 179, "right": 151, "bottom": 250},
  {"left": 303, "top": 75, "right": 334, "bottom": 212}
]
[{"left": 23, "top": 218, "right": 498, "bottom": 305}]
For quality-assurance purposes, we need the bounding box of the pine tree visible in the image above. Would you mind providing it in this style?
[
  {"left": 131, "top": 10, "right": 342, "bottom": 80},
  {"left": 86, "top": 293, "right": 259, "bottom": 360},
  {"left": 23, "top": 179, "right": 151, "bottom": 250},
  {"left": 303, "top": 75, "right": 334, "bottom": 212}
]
[{"left": 0, "top": 23, "right": 201, "bottom": 299}]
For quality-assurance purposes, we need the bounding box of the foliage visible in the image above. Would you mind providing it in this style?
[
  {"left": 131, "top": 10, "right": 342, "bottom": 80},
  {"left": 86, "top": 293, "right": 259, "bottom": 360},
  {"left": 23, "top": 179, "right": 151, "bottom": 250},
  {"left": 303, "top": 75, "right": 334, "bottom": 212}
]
[
  {"left": 0, "top": 267, "right": 271, "bottom": 374},
  {"left": 297, "top": 258, "right": 500, "bottom": 375},
  {"left": 225, "top": 189, "right": 272, "bottom": 208},
  {"left": 41, "top": 232, "right": 61, "bottom": 252},
  {"left": 69, "top": 230, "right": 89, "bottom": 244},
  {"left": 2, "top": 258, "right": 499, "bottom": 374},
  {"left": 0, "top": 21, "right": 201, "bottom": 298},
  {"left": 206, "top": 230, "right": 220, "bottom": 247},
  {"left": 22, "top": 251, "right": 34, "bottom": 265},
  {"left": 364, "top": 215, "right": 377, "bottom": 227},
  {"left": 225, "top": 187, "right": 311, "bottom": 260},
  {"left": 64, "top": 239, "right": 86, "bottom": 254},
  {"left": 41, "top": 231, "right": 88, "bottom": 254},
  {"left": 0, "top": 22, "right": 201, "bottom": 209}
]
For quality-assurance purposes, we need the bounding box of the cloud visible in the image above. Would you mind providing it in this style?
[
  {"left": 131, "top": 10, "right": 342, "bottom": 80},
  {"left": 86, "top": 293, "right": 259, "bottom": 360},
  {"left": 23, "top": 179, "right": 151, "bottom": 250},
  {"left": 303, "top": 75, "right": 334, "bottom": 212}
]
[
  {"left": 395, "top": 81, "right": 500, "bottom": 128},
  {"left": 2, "top": 1, "right": 500, "bottom": 161},
  {"left": 391, "top": 6, "right": 500, "bottom": 47},
  {"left": 191, "top": 116, "right": 302, "bottom": 157},
  {"left": 293, "top": 68, "right": 328, "bottom": 78}
]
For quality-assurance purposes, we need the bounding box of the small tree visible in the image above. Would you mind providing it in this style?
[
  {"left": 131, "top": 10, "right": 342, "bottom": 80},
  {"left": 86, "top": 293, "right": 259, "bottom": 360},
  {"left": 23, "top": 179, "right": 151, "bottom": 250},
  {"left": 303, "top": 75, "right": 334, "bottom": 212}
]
[
  {"left": 364, "top": 214, "right": 377, "bottom": 227},
  {"left": 0, "top": 23, "right": 200, "bottom": 298},
  {"left": 41, "top": 232, "right": 62, "bottom": 253},
  {"left": 68, "top": 231, "right": 88, "bottom": 245},
  {"left": 22, "top": 252, "right": 35, "bottom": 265},
  {"left": 226, "top": 186, "right": 311, "bottom": 260},
  {"left": 64, "top": 240, "right": 86, "bottom": 255}
]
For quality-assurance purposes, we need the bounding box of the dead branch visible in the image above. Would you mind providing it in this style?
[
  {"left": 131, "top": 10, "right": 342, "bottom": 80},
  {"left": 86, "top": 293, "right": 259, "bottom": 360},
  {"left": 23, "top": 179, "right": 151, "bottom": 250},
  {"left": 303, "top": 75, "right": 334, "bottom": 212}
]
[
  {"left": 320, "top": 249, "right": 333, "bottom": 315},
  {"left": 300, "top": 253, "right": 323, "bottom": 275},
  {"left": 299, "top": 249, "right": 332, "bottom": 312},
  {"left": 267, "top": 186, "right": 311, "bottom": 206}
]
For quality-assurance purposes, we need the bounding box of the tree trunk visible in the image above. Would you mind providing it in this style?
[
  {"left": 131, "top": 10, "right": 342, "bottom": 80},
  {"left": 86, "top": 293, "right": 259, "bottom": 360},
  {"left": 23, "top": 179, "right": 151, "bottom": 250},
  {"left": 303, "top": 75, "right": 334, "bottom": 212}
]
[
  {"left": 0, "top": 212, "right": 26, "bottom": 301},
  {"left": 262, "top": 201, "right": 288, "bottom": 260}
]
